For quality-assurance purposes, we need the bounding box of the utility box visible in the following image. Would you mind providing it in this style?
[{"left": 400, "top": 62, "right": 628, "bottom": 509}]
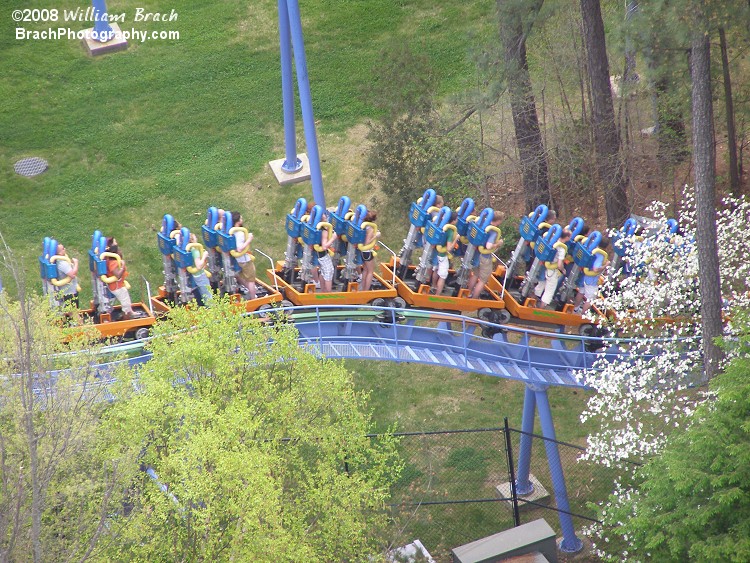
[{"left": 451, "top": 519, "right": 557, "bottom": 563}]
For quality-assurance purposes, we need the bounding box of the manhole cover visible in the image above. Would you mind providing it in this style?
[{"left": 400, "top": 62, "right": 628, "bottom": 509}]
[{"left": 14, "top": 157, "right": 48, "bottom": 177}]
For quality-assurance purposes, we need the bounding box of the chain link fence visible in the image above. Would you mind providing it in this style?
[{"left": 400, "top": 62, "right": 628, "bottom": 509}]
[
  {"left": 373, "top": 422, "right": 627, "bottom": 562},
  {"left": 382, "top": 428, "right": 515, "bottom": 559}
]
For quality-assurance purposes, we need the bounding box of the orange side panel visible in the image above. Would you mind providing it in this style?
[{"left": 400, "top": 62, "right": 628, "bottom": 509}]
[
  {"left": 379, "top": 262, "right": 506, "bottom": 312},
  {"left": 267, "top": 266, "right": 396, "bottom": 306}
]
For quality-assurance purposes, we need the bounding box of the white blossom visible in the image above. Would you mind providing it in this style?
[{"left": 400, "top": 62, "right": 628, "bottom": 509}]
[{"left": 575, "top": 189, "right": 750, "bottom": 556}]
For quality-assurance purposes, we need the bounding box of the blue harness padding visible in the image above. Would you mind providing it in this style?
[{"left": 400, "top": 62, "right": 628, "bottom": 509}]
[
  {"left": 157, "top": 214, "right": 176, "bottom": 256},
  {"left": 202, "top": 207, "right": 219, "bottom": 249},
  {"left": 89, "top": 231, "right": 108, "bottom": 277},
  {"left": 572, "top": 230, "right": 602, "bottom": 269},
  {"left": 519, "top": 204, "right": 549, "bottom": 242},
  {"left": 40, "top": 237, "right": 59, "bottom": 281},
  {"left": 453, "top": 197, "right": 475, "bottom": 258},
  {"left": 329, "top": 196, "right": 351, "bottom": 236},
  {"left": 408, "top": 188, "right": 437, "bottom": 229},
  {"left": 466, "top": 208, "right": 494, "bottom": 248},
  {"left": 612, "top": 218, "right": 638, "bottom": 258},
  {"left": 424, "top": 206, "right": 453, "bottom": 246},
  {"left": 301, "top": 204, "right": 324, "bottom": 246},
  {"left": 285, "top": 198, "right": 307, "bottom": 238},
  {"left": 173, "top": 227, "right": 194, "bottom": 269},
  {"left": 217, "top": 210, "right": 238, "bottom": 254},
  {"left": 88, "top": 231, "right": 114, "bottom": 299},
  {"left": 345, "top": 204, "right": 368, "bottom": 246},
  {"left": 563, "top": 217, "right": 585, "bottom": 255},
  {"left": 534, "top": 224, "right": 563, "bottom": 262}
]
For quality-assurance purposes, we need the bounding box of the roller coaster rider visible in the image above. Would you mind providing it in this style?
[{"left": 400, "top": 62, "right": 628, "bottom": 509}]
[
  {"left": 430, "top": 210, "right": 459, "bottom": 296},
  {"left": 533, "top": 227, "right": 571, "bottom": 310},
  {"left": 299, "top": 203, "right": 324, "bottom": 289},
  {"left": 104, "top": 237, "right": 137, "bottom": 319},
  {"left": 201, "top": 208, "right": 223, "bottom": 289},
  {"left": 188, "top": 232, "right": 213, "bottom": 305},
  {"left": 51, "top": 242, "right": 80, "bottom": 308},
  {"left": 232, "top": 212, "right": 257, "bottom": 299},
  {"left": 317, "top": 224, "right": 338, "bottom": 293},
  {"left": 451, "top": 197, "right": 476, "bottom": 264},
  {"left": 468, "top": 212, "right": 504, "bottom": 299},
  {"left": 281, "top": 198, "right": 308, "bottom": 285},
  {"left": 358, "top": 209, "right": 380, "bottom": 292},
  {"left": 525, "top": 208, "right": 556, "bottom": 274},
  {"left": 575, "top": 236, "right": 610, "bottom": 314},
  {"left": 396, "top": 188, "right": 438, "bottom": 280}
]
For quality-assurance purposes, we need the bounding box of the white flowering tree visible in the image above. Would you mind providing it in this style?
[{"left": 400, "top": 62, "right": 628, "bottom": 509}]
[{"left": 575, "top": 190, "right": 750, "bottom": 558}]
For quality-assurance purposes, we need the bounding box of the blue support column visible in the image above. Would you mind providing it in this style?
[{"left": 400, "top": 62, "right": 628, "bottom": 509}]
[
  {"left": 284, "top": 0, "right": 326, "bottom": 208},
  {"left": 515, "top": 385, "right": 536, "bottom": 495},
  {"left": 91, "top": 0, "right": 113, "bottom": 41},
  {"left": 535, "top": 387, "right": 583, "bottom": 553},
  {"left": 278, "top": 0, "right": 302, "bottom": 173}
]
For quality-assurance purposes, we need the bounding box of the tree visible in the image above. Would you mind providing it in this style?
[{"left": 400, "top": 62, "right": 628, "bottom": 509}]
[
  {"left": 592, "top": 311, "right": 750, "bottom": 561},
  {"left": 580, "top": 0, "right": 630, "bottom": 227},
  {"left": 0, "top": 237, "right": 119, "bottom": 563},
  {"left": 365, "top": 42, "right": 484, "bottom": 206},
  {"left": 580, "top": 189, "right": 750, "bottom": 463},
  {"left": 718, "top": 27, "right": 740, "bottom": 197},
  {"left": 579, "top": 191, "right": 750, "bottom": 556},
  {"left": 99, "top": 298, "right": 401, "bottom": 561},
  {"left": 690, "top": 18, "right": 724, "bottom": 379},
  {"left": 497, "top": 0, "right": 552, "bottom": 213},
  {"left": 622, "top": 1, "right": 692, "bottom": 172}
]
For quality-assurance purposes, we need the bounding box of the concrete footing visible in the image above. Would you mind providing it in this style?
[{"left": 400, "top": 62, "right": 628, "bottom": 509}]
[
  {"left": 82, "top": 23, "right": 128, "bottom": 56},
  {"left": 268, "top": 153, "right": 311, "bottom": 186},
  {"left": 496, "top": 473, "right": 550, "bottom": 507}
]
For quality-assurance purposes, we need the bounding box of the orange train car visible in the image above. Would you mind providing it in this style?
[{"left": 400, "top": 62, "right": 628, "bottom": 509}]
[
  {"left": 149, "top": 280, "right": 283, "bottom": 317},
  {"left": 87, "top": 302, "right": 157, "bottom": 340},
  {"left": 267, "top": 263, "right": 397, "bottom": 307},
  {"left": 380, "top": 258, "right": 510, "bottom": 322},
  {"left": 488, "top": 265, "right": 604, "bottom": 333},
  {"left": 56, "top": 301, "right": 157, "bottom": 342}
]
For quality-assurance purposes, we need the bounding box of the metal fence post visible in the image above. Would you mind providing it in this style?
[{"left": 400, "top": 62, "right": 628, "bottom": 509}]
[
  {"left": 462, "top": 315, "right": 468, "bottom": 366},
  {"left": 504, "top": 417, "right": 521, "bottom": 527}
]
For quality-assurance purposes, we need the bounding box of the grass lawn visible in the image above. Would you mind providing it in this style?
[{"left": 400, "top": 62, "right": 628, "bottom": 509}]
[{"left": 351, "top": 360, "right": 592, "bottom": 441}]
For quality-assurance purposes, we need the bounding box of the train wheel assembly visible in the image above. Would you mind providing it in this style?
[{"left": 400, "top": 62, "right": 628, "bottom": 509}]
[
  {"left": 477, "top": 308, "right": 493, "bottom": 321},
  {"left": 390, "top": 296, "right": 407, "bottom": 309},
  {"left": 495, "top": 309, "right": 512, "bottom": 324},
  {"left": 135, "top": 327, "right": 150, "bottom": 340},
  {"left": 370, "top": 297, "right": 387, "bottom": 308}
]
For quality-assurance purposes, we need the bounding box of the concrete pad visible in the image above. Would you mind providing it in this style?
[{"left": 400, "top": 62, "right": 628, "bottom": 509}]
[
  {"left": 496, "top": 473, "right": 550, "bottom": 507},
  {"left": 387, "top": 539, "right": 435, "bottom": 562},
  {"left": 82, "top": 23, "right": 128, "bottom": 56},
  {"left": 268, "top": 153, "right": 311, "bottom": 186}
]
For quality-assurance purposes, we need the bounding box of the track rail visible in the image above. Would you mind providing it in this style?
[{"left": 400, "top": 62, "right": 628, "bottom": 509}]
[{"left": 66, "top": 305, "right": 700, "bottom": 390}]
